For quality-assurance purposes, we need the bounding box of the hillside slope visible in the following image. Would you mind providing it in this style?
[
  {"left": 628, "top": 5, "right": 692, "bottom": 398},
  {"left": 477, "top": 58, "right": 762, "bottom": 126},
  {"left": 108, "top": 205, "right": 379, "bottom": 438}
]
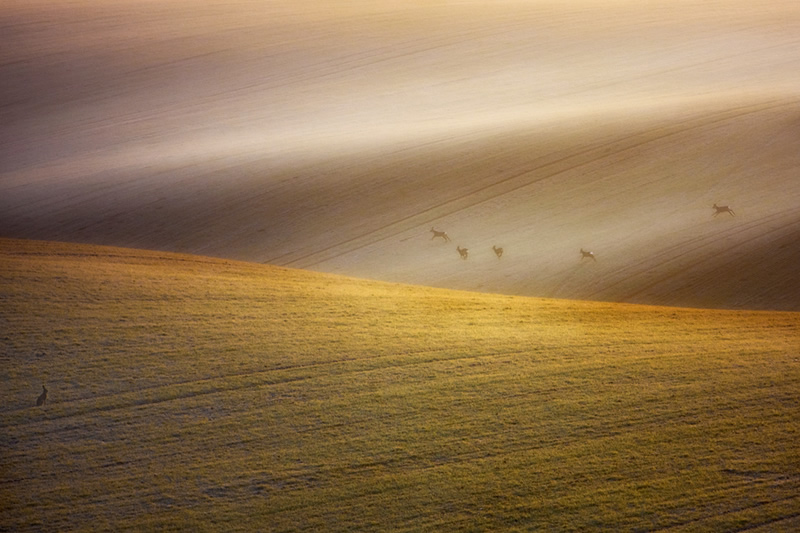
[
  {"left": 1, "top": 0, "right": 799, "bottom": 309},
  {"left": 2, "top": 238, "right": 800, "bottom": 531}
]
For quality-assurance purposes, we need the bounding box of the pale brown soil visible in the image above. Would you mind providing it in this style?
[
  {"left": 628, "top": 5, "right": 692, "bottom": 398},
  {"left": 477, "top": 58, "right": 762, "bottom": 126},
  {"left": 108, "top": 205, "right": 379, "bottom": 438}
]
[{"left": 2, "top": 0, "right": 799, "bottom": 310}]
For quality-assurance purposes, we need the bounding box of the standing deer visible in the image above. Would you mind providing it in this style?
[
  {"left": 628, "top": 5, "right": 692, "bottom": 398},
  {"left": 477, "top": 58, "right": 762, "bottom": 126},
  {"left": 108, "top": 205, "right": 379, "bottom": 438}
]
[
  {"left": 712, "top": 203, "right": 735, "bottom": 217},
  {"left": 430, "top": 227, "right": 451, "bottom": 242},
  {"left": 492, "top": 245, "right": 503, "bottom": 258},
  {"left": 580, "top": 248, "right": 596, "bottom": 261},
  {"left": 457, "top": 246, "right": 469, "bottom": 259},
  {"left": 36, "top": 385, "right": 48, "bottom": 406}
]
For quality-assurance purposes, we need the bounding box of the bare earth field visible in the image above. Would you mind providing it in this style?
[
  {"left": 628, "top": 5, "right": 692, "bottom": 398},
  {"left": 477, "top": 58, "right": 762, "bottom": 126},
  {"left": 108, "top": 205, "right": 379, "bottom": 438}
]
[
  {"left": 2, "top": 238, "right": 799, "bottom": 531},
  {"left": 2, "top": 0, "right": 800, "bottom": 310}
]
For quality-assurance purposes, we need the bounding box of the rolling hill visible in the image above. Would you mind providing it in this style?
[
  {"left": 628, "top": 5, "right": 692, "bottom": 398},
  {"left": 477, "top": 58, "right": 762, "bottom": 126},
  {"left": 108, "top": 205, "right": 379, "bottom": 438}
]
[
  {"left": 3, "top": 3, "right": 799, "bottom": 528},
  {"left": 2, "top": 0, "right": 800, "bottom": 310},
  {"left": 2, "top": 238, "right": 799, "bottom": 531}
]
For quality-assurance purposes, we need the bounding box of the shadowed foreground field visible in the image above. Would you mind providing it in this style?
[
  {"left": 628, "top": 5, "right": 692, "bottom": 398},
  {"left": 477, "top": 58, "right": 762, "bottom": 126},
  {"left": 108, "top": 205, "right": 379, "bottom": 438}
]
[{"left": 2, "top": 238, "right": 799, "bottom": 531}]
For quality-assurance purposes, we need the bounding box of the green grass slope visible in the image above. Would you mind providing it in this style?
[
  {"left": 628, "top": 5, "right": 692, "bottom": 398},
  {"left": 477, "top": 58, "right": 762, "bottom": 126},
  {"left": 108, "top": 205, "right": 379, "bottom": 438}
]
[{"left": 2, "top": 238, "right": 799, "bottom": 531}]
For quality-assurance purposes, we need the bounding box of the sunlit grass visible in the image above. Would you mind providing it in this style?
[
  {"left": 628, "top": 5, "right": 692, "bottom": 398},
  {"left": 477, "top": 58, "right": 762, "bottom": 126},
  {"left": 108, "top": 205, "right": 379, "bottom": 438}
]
[{"left": 1, "top": 238, "right": 798, "bottom": 531}]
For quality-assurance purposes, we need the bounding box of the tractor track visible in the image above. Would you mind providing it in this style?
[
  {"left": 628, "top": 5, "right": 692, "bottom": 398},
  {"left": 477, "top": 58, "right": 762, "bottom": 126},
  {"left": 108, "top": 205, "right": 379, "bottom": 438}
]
[{"left": 267, "top": 98, "right": 797, "bottom": 271}]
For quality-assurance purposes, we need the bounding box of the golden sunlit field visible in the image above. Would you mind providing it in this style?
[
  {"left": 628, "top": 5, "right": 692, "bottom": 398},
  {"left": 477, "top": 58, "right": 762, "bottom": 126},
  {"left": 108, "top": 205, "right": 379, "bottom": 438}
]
[
  {"left": 3, "top": 0, "right": 800, "bottom": 530},
  {"left": 2, "top": 238, "right": 799, "bottom": 531}
]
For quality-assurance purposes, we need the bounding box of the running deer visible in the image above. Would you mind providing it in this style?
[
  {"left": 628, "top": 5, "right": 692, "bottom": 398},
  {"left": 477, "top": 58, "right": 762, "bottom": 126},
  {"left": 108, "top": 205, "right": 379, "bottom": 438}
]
[
  {"left": 36, "top": 385, "right": 48, "bottom": 407},
  {"left": 430, "top": 227, "right": 451, "bottom": 242},
  {"left": 492, "top": 245, "right": 504, "bottom": 258},
  {"left": 712, "top": 203, "right": 735, "bottom": 217},
  {"left": 580, "top": 248, "right": 596, "bottom": 261},
  {"left": 457, "top": 246, "right": 469, "bottom": 259}
]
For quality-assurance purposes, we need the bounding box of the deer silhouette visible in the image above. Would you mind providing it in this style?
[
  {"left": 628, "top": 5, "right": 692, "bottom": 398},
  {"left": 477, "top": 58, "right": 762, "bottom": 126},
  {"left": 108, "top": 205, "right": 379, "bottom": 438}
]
[
  {"left": 36, "top": 385, "right": 48, "bottom": 407},
  {"left": 457, "top": 246, "right": 469, "bottom": 259},
  {"left": 712, "top": 203, "right": 735, "bottom": 217},
  {"left": 430, "top": 227, "right": 451, "bottom": 242},
  {"left": 580, "top": 248, "right": 596, "bottom": 261},
  {"left": 492, "top": 245, "right": 503, "bottom": 258}
]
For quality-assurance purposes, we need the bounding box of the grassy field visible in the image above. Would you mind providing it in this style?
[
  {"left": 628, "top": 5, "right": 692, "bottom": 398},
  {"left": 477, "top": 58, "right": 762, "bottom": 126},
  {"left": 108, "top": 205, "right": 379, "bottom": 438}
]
[{"left": 2, "top": 237, "right": 799, "bottom": 531}]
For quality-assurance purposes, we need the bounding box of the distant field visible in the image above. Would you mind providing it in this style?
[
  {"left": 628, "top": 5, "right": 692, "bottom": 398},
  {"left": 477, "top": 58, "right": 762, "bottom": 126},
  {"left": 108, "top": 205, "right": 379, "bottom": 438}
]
[
  {"left": 2, "top": 238, "right": 799, "bottom": 531},
  {"left": 2, "top": 0, "right": 800, "bottom": 310}
]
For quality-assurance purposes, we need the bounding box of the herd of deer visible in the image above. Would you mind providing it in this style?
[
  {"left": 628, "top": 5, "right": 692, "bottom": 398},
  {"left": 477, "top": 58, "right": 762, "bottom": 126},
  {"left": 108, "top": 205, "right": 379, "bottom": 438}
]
[
  {"left": 432, "top": 226, "right": 560, "bottom": 261},
  {"left": 431, "top": 203, "right": 735, "bottom": 262},
  {"left": 31, "top": 204, "right": 736, "bottom": 408}
]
